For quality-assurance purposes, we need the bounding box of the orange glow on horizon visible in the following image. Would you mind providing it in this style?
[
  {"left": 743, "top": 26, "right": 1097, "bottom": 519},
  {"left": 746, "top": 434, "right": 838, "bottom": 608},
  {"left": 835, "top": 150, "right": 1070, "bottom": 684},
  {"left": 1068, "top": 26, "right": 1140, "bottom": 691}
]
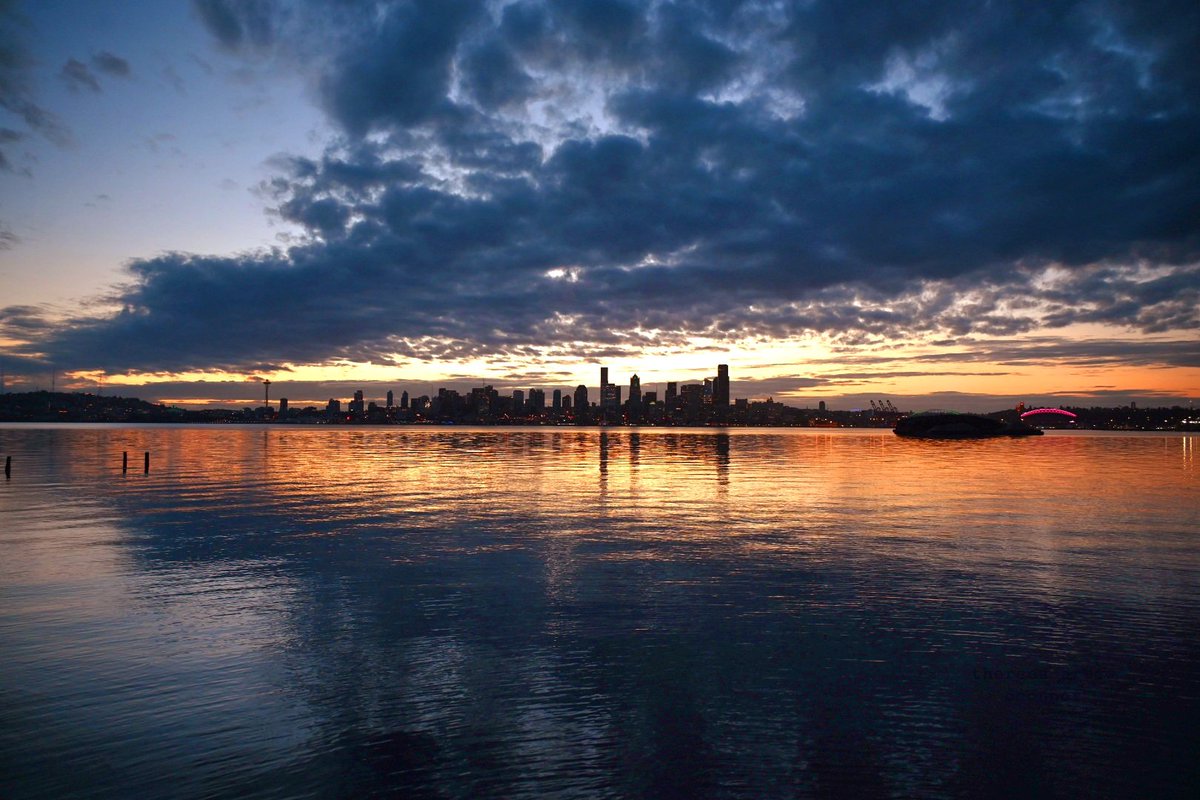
[{"left": 46, "top": 326, "right": 1198, "bottom": 408}]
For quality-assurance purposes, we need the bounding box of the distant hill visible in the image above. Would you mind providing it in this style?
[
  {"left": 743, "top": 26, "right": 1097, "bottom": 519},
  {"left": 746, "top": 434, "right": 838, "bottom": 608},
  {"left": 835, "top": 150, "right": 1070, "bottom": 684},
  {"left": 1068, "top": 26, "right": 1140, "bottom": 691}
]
[{"left": 0, "top": 391, "right": 183, "bottom": 422}]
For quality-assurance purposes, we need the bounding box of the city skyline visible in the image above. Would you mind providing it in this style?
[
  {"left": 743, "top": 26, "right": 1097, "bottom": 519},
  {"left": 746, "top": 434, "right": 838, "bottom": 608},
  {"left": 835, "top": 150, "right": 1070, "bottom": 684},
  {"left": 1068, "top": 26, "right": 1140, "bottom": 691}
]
[
  {"left": 1, "top": 1, "right": 1198, "bottom": 409},
  {"left": 5, "top": 365, "right": 1193, "bottom": 415}
]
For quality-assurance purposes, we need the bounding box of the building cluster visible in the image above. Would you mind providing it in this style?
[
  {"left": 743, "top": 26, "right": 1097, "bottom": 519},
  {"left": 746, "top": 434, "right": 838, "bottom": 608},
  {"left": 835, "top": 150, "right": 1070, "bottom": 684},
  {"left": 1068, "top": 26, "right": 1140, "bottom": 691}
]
[
  {"left": 292, "top": 364, "right": 743, "bottom": 426},
  {"left": 271, "top": 363, "right": 804, "bottom": 426},
  {"left": 1, "top": 389, "right": 1194, "bottom": 430}
]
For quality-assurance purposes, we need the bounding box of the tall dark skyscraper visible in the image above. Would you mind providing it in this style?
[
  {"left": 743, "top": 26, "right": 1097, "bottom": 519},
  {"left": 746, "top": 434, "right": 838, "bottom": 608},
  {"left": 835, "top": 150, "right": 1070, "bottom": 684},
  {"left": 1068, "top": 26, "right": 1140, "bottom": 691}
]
[
  {"left": 715, "top": 364, "right": 730, "bottom": 406},
  {"left": 599, "top": 365, "right": 620, "bottom": 411},
  {"left": 401, "top": 390, "right": 409, "bottom": 409},
  {"left": 629, "top": 374, "right": 641, "bottom": 417},
  {"left": 386, "top": 390, "right": 394, "bottom": 408},
  {"left": 574, "top": 384, "right": 588, "bottom": 417},
  {"left": 552, "top": 388, "right": 562, "bottom": 410},
  {"left": 666, "top": 382, "right": 678, "bottom": 407}
]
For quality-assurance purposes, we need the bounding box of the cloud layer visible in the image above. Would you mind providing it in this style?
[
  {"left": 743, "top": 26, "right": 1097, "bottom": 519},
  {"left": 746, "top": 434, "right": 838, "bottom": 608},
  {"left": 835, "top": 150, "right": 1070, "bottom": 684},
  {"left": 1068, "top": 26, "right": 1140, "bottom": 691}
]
[
  {"left": 4, "top": 0, "right": 1199, "bottom": 376},
  {"left": 1, "top": 2, "right": 71, "bottom": 171}
]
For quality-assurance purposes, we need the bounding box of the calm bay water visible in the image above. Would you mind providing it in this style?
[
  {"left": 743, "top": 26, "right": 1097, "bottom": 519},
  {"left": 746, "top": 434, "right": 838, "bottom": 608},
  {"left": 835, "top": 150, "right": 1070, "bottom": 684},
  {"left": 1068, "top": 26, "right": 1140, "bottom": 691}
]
[{"left": 1, "top": 424, "right": 1197, "bottom": 799}]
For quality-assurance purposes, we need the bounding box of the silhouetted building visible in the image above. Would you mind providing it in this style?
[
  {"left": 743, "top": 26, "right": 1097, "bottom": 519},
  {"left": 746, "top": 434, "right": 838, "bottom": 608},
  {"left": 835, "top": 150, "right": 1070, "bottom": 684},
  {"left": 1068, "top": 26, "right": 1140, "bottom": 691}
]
[
  {"left": 386, "top": 390, "right": 394, "bottom": 408},
  {"left": 401, "top": 390, "right": 409, "bottom": 409},
  {"left": 681, "top": 384, "right": 704, "bottom": 421},
  {"left": 666, "top": 382, "right": 678, "bottom": 408},
  {"left": 562, "top": 395, "right": 572, "bottom": 410},
  {"left": 513, "top": 389, "right": 524, "bottom": 411},
  {"left": 278, "top": 397, "right": 288, "bottom": 418},
  {"left": 598, "top": 364, "right": 620, "bottom": 413},
  {"left": 553, "top": 388, "right": 562, "bottom": 410},
  {"left": 326, "top": 398, "right": 341, "bottom": 414},
  {"left": 715, "top": 364, "right": 729, "bottom": 406},
  {"left": 629, "top": 374, "right": 641, "bottom": 420},
  {"left": 349, "top": 390, "right": 365, "bottom": 416},
  {"left": 574, "top": 384, "right": 588, "bottom": 421},
  {"left": 471, "top": 385, "right": 497, "bottom": 417},
  {"left": 819, "top": 400, "right": 826, "bottom": 412},
  {"left": 529, "top": 388, "right": 545, "bottom": 413},
  {"left": 433, "top": 388, "right": 463, "bottom": 419}
]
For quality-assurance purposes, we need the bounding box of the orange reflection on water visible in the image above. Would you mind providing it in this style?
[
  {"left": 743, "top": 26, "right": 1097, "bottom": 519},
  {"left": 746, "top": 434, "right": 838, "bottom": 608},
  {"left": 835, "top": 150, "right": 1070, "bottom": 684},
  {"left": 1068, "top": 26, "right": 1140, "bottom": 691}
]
[{"left": 6, "top": 426, "right": 1197, "bottom": 576}]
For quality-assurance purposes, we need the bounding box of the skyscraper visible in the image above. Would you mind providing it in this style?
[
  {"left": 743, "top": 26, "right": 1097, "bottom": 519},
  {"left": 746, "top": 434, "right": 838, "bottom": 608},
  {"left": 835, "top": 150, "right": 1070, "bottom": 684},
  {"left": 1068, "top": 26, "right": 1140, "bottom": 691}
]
[
  {"left": 681, "top": 384, "right": 703, "bottom": 420},
  {"left": 471, "top": 385, "right": 495, "bottom": 416},
  {"left": 715, "top": 364, "right": 730, "bottom": 406},
  {"left": 574, "top": 384, "right": 588, "bottom": 419},
  {"left": 629, "top": 374, "right": 641, "bottom": 419},
  {"left": 599, "top": 365, "right": 620, "bottom": 411},
  {"left": 386, "top": 390, "right": 394, "bottom": 408},
  {"left": 401, "top": 390, "right": 409, "bottom": 409},
  {"left": 552, "top": 388, "right": 562, "bottom": 410}
]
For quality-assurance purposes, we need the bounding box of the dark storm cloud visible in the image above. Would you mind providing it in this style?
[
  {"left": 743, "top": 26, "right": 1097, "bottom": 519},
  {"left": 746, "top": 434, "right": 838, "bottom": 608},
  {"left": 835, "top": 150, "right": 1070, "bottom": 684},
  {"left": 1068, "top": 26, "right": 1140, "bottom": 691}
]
[
  {"left": 954, "top": 337, "right": 1200, "bottom": 369},
  {"left": 0, "top": 304, "right": 54, "bottom": 342},
  {"left": 11, "top": 0, "right": 1200, "bottom": 374},
  {"left": 317, "top": 0, "right": 482, "bottom": 135}
]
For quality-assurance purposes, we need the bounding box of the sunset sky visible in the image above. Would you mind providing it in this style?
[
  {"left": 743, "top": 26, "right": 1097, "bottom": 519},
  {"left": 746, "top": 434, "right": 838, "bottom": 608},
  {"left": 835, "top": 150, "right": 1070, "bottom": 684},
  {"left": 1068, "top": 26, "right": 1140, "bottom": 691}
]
[{"left": 1, "top": 0, "right": 1197, "bottom": 411}]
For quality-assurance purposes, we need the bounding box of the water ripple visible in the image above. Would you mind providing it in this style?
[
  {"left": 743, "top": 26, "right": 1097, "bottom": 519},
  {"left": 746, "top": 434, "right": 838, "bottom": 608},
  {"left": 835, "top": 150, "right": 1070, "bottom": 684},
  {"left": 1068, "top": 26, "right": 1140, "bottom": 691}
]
[{"left": 1, "top": 426, "right": 1198, "bottom": 798}]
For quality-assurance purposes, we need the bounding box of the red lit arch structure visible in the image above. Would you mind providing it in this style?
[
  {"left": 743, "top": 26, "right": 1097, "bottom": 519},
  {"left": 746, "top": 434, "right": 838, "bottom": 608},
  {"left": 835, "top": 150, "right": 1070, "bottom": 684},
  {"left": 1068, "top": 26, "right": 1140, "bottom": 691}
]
[{"left": 1019, "top": 408, "right": 1078, "bottom": 420}]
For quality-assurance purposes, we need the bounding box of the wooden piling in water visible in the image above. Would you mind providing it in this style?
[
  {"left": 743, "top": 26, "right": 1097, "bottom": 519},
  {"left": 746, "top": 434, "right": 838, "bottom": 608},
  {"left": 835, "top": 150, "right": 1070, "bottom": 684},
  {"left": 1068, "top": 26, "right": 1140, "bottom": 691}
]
[
  {"left": 122, "top": 451, "right": 128, "bottom": 472},
  {"left": 4, "top": 455, "right": 10, "bottom": 478},
  {"left": 144, "top": 451, "right": 150, "bottom": 474}
]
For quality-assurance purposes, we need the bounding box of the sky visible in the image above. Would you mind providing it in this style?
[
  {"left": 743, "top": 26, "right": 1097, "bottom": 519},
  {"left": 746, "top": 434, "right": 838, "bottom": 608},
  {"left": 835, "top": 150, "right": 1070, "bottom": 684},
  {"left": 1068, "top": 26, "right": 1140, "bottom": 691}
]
[{"left": 1, "top": 0, "right": 1197, "bottom": 412}]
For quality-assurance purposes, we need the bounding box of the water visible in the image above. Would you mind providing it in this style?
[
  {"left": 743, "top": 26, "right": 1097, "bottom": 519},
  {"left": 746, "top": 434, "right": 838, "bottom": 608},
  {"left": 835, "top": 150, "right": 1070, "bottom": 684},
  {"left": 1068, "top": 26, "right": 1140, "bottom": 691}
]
[{"left": 1, "top": 425, "right": 1197, "bottom": 799}]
